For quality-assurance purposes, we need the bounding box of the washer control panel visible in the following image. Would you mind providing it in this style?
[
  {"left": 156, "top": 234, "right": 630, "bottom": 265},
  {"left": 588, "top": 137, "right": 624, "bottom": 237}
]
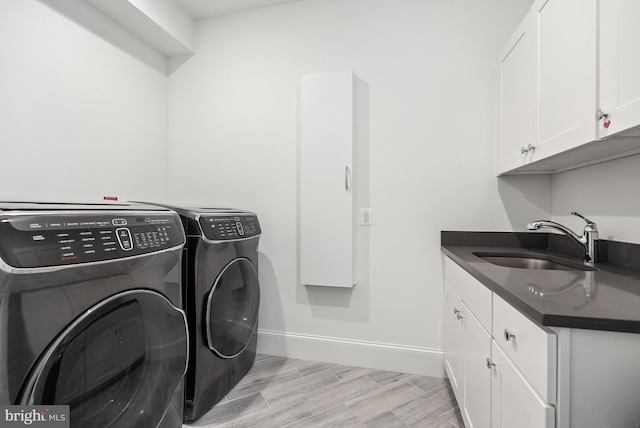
[
  {"left": 199, "top": 214, "right": 261, "bottom": 241},
  {"left": 0, "top": 213, "right": 185, "bottom": 268}
]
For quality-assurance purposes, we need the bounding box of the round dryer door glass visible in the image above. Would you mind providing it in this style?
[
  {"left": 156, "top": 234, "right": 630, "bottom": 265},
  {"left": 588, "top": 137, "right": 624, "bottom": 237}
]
[
  {"left": 206, "top": 257, "right": 260, "bottom": 358},
  {"left": 20, "top": 290, "right": 188, "bottom": 428}
]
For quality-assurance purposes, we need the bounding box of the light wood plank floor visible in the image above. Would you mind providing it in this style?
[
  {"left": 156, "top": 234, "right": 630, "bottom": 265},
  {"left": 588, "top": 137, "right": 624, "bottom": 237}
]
[{"left": 184, "top": 354, "right": 463, "bottom": 428}]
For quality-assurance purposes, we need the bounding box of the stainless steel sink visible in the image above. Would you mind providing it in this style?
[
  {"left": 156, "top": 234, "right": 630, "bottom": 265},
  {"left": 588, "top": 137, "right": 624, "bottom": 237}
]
[{"left": 473, "top": 252, "right": 596, "bottom": 271}]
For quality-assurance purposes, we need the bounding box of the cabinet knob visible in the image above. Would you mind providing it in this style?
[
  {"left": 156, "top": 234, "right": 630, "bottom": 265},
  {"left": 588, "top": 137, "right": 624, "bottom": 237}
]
[
  {"left": 597, "top": 109, "right": 611, "bottom": 128},
  {"left": 504, "top": 329, "right": 516, "bottom": 342},
  {"left": 486, "top": 358, "right": 495, "bottom": 369},
  {"left": 520, "top": 144, "right": 536, "bottom": 154},
  {"left": 596, "top": 109, "right": 609, "bottom": 120}
]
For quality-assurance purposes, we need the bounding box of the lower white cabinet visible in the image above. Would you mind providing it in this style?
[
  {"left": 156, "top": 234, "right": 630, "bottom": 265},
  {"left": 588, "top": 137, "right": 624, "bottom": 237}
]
[
  {"left": 444, "top": 284, "right": 465, "bottom": 406},
  {"left": 491, "top": 342, "right": 555, "bottom": 428},
  {"left": 464, "top": 309, "right": 492, "bottom": 428},
  {"left": 444, "top": 256, "right": 555, "bottom": 428},
  {"left": 444, "top": 254, "right": 640, "bottom": 427},
  {"left": 493, "top": 294, "right": 556, "bottom": 404},
  {"left": 444, "top": 260, "right": 492, "bottom": 428}
]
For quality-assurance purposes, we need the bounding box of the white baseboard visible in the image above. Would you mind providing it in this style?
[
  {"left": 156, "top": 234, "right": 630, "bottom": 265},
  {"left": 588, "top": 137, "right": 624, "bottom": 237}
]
[{"left": 256, "top": 329, "right": 445, "bottom": 378}]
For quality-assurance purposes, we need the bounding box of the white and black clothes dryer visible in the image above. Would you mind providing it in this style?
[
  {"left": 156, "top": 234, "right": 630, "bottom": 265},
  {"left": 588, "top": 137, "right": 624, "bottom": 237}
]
[
  {"left": 0, "top": 202, "right": 188, "bottom": 428},
  {"left": 149, "top": 205, "right": 261, "bottom": 422}
]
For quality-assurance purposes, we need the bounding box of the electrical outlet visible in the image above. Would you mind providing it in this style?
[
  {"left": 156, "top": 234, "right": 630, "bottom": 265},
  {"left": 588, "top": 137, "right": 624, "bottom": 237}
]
[{"left": 360, "top": 208, "right": 372, "bottom": 226}]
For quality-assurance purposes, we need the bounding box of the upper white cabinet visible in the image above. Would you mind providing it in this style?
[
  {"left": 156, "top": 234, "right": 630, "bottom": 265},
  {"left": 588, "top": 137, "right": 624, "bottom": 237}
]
[
  {"left": 536, "top": 0, "right": 597, "bottom": 157},
  {"left": 497, "top": 10, "right": 538, "bottom": 171},
  {"left": 299, "top": 70, "right": 369, "bottom": 288},
  {"left": 599, "top": 0, "right": 640, "bottom": 138},
  {"left": 497, "top": 0, "right": 640, "bottom": 175}
]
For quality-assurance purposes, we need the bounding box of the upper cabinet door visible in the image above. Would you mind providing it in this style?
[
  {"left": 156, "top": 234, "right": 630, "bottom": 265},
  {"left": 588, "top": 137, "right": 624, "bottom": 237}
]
[
  {"left": 536, "top": 0, "right": 597, "bottom": 156},
  {"left": 599, "top": 0, "right": 640, "bottom": 137},
  {"left": 497, "top": 11, "right": 538, "bottom": 174}
]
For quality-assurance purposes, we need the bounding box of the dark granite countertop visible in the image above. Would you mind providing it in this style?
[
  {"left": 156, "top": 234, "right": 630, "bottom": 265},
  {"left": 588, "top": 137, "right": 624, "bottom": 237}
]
[{"left": 441, "top": 232, "right": 640, "bottom": 334}]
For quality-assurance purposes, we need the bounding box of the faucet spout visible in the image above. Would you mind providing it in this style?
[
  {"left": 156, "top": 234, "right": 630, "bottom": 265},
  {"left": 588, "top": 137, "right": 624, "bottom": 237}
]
[
  {"left": 527, "top": 212, "right": 599, "bottom": 263},
  {"left": 527, "top": 220, "right": 584, "bottom": 243}
]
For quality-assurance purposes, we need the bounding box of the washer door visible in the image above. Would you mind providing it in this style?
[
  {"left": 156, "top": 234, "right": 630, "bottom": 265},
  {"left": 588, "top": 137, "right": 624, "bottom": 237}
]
[
  {"left": 206, "top": 257, "right": 260, "bottom": 358},
  {"left": 20, "top": 290, "right": 188, "bottom": 428}
]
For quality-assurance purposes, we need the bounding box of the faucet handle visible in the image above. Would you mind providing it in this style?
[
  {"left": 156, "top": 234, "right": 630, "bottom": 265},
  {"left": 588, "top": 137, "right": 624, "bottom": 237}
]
[{"left": 571, "top": 212, "right": 597, "bottom": 229}]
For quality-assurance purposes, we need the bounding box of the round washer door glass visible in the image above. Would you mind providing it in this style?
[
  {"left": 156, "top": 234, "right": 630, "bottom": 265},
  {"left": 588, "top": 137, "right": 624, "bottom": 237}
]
[
  {"left": 20, "top": 290, "right": 188, "bottom": 428},
  {"left": 206, "top": 257, "right": 260, "bottom": 358}
]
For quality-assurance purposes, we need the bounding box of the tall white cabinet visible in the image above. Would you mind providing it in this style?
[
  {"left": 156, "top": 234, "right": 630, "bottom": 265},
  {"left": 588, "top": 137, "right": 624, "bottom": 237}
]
[{"left": 299, "top": 70, "right": 369, "bottom": 288}]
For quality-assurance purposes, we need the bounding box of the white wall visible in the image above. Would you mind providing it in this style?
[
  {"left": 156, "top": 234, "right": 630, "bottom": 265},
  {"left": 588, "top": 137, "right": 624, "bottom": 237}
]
[
  {"left": 0, "top": 0, "right": 168, "bottom": 203},
  {"left": 552, "top": 154, "right": 640, "bottom": 244},
  {"left": 168, "top": 0, "right": 549, "bottom": 375}
]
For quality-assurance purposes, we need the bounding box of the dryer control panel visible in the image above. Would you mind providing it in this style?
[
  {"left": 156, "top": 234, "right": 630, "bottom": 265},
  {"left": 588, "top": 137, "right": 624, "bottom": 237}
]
[
  {"left": 199, "top": 214, "right": 261, "bottom": 241},
  {"left": 0, "top": 213, "right": 186, "bottom": 268}
]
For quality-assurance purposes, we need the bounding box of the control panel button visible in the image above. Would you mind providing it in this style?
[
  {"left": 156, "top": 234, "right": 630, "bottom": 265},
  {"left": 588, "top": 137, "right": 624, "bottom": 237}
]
[
  {"left": 236, "top": 222, "right": 245, "bottom": 236},
  {"left": 116, "top": 228, "right": 133, "bottom": 251}
]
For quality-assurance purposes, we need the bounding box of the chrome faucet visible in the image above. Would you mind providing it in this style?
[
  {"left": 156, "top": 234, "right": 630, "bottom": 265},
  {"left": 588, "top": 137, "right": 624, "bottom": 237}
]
[{"left": 527, "top": 212, "right": 599, "bottom": 263}]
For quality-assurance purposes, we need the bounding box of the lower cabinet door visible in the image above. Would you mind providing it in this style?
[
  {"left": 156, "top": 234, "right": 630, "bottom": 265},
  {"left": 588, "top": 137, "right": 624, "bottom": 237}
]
[
  {"left": 464, "top": 309, "right": 492, "bottom": 428},
  {"left": 445, "top": 283, "right": 465, "bottom": 407},
  {"left": 490, "top": 342, "right": 555, "bottom": 428}
]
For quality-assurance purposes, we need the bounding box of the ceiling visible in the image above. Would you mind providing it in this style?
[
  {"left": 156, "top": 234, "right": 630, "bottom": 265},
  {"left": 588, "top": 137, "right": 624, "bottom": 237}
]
[{"left": 173, "top": 0, "right": 303, "bottom": 19}]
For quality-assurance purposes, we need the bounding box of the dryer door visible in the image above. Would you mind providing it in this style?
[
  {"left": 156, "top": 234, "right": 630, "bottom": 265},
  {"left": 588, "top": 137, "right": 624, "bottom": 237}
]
[
  {"left": 19, "top": 290, "right": 188, "bottom": 428},
  {"left": 206, "top": 257, "right": 260, "bottom": 358}
]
